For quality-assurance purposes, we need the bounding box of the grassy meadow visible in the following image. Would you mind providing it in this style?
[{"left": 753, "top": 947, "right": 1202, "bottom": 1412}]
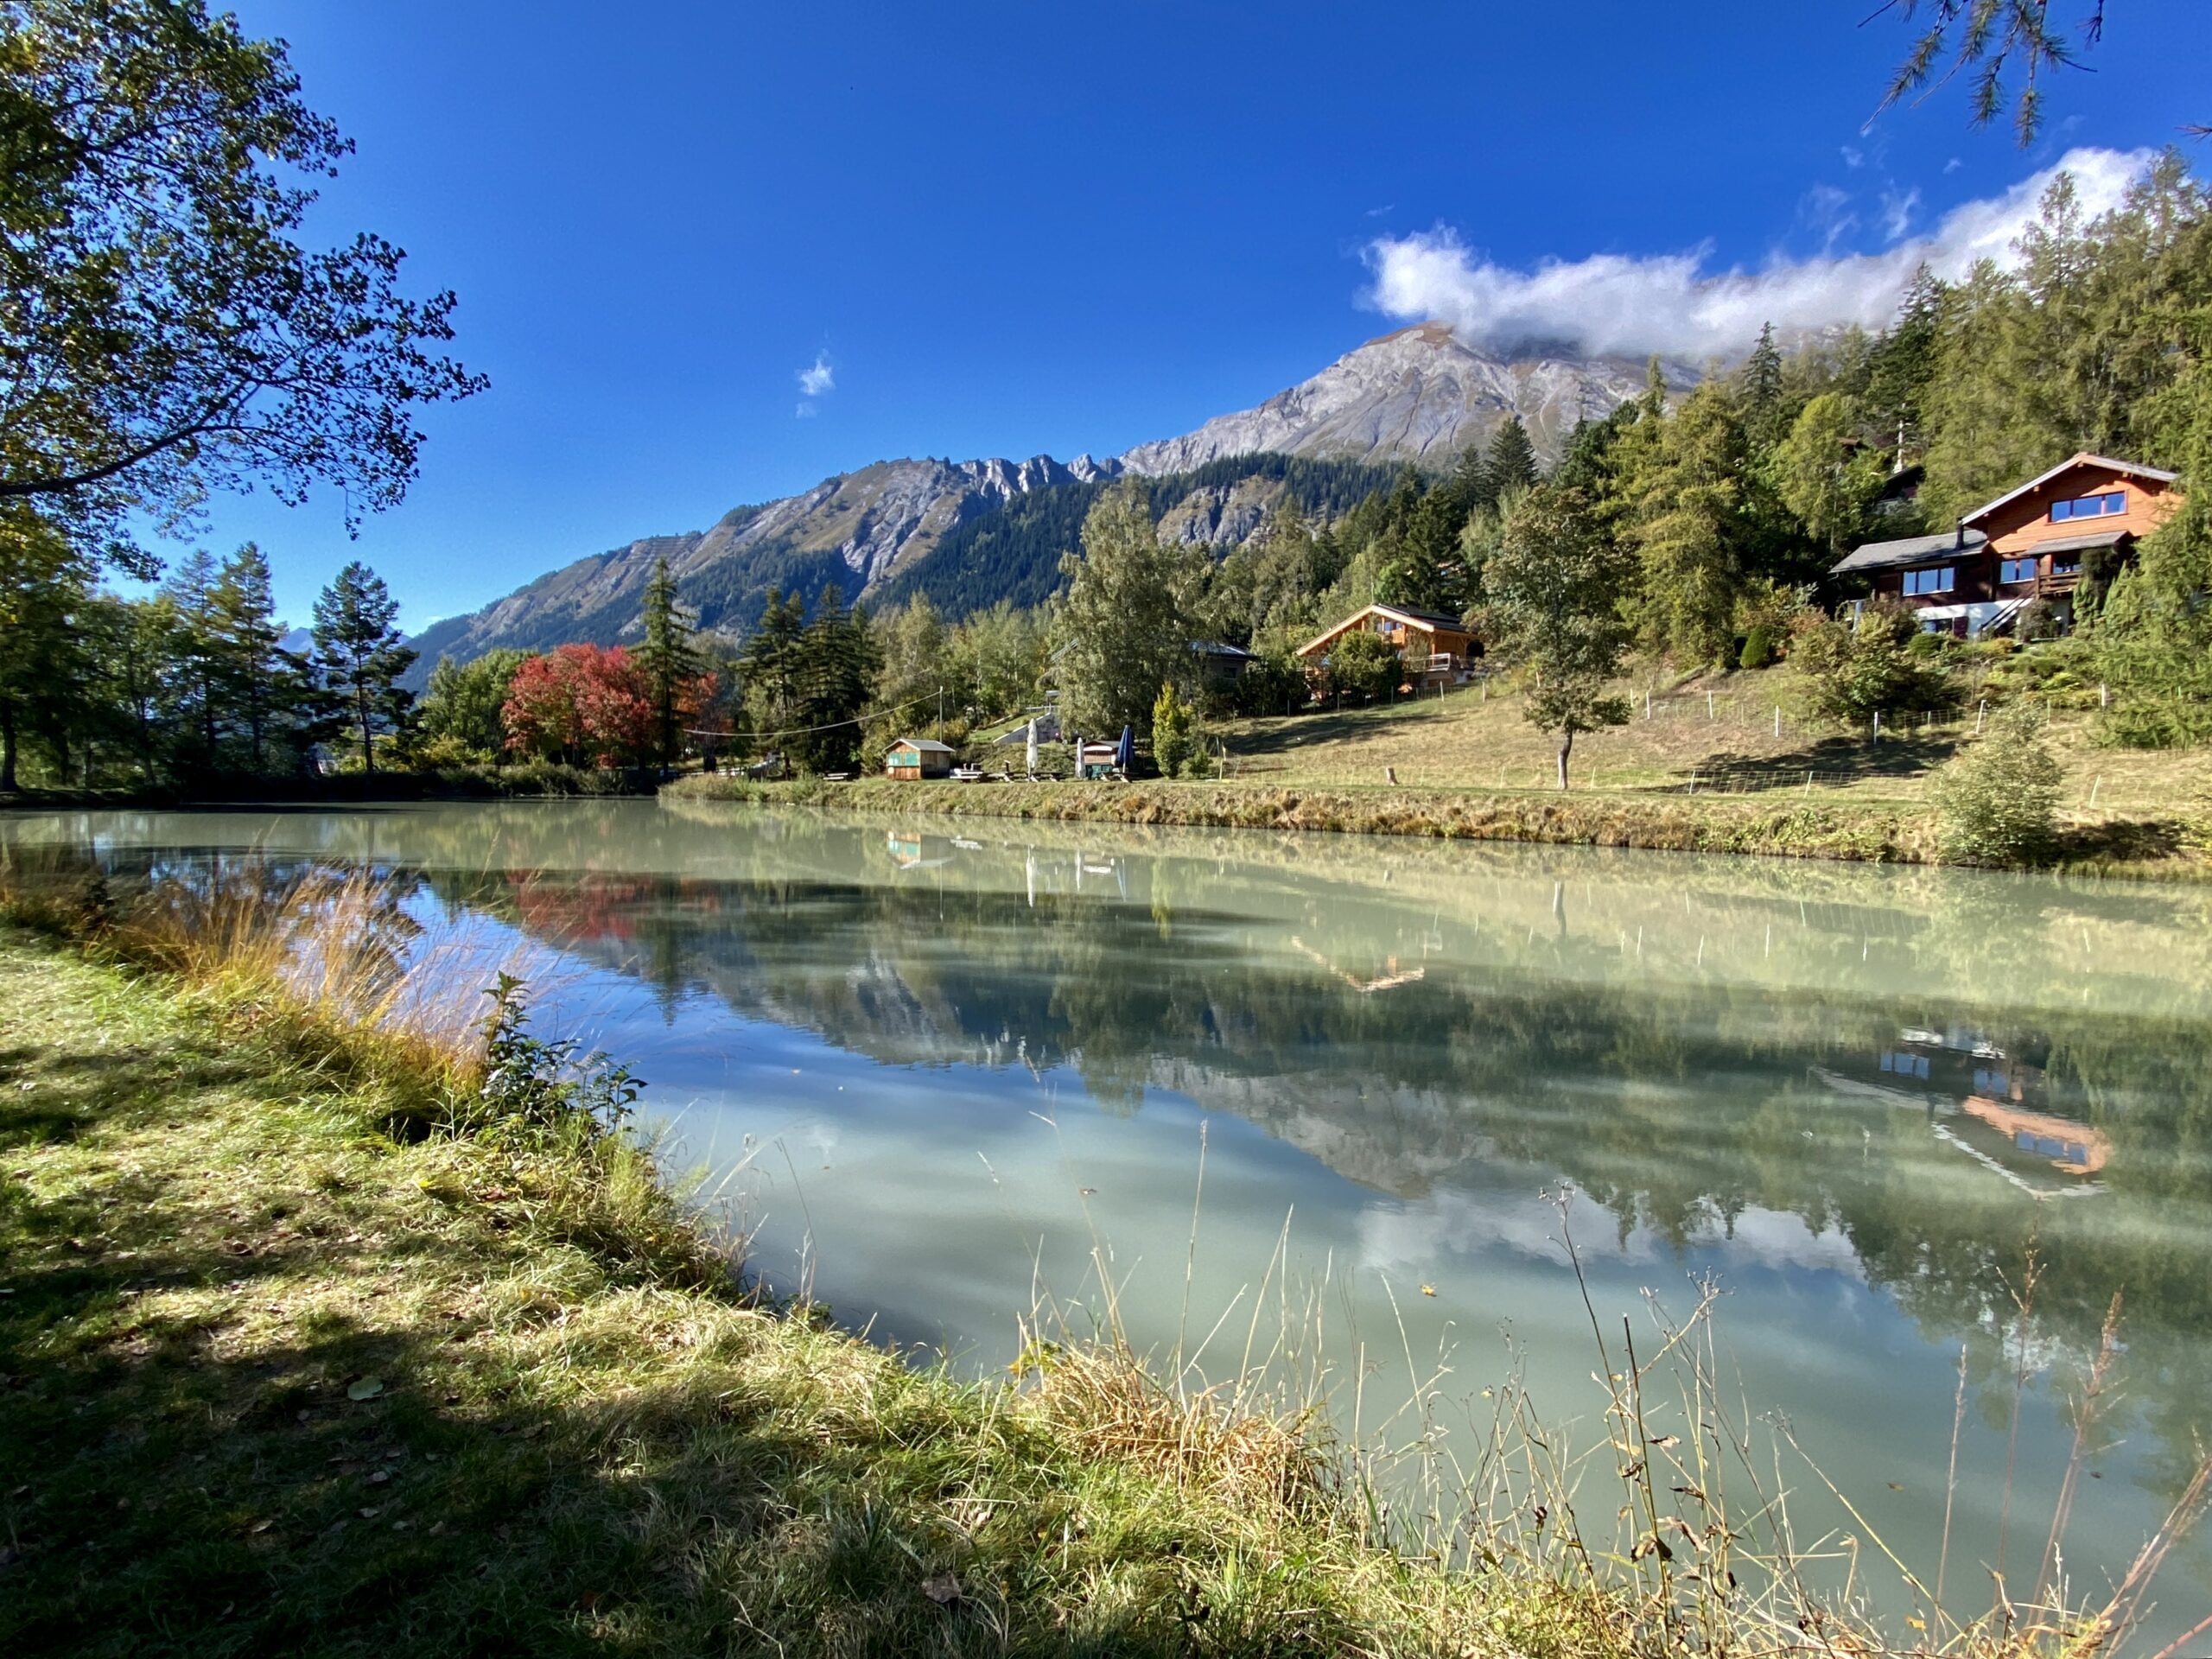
[{"left": 672, "top": 664, "right": 2212, "bottom": 876}]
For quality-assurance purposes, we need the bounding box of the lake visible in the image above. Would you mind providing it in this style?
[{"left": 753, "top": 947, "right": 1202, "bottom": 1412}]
[{"left": 9, "top": 798, "right": 2211, "bottom": 1634}]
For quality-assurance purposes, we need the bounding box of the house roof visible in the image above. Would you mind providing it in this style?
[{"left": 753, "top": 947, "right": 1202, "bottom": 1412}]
[
  {"left": 1297, "top": 602, "right": 1468, "bottom": 657},
  {"left": 2025, "top": 527, "right": 2134, "bottom": 556},
  {"left": 1830, "top": 527, "right": 1987, "bottom": 577},
  {"left": 1189, "top": 639, "right": 1256, "bottom": 660},
  {"left": 1962, "top": 453, "right": 2180, "bottom": 528},
  {"left": 890, "top": 737, "right": 956, "bottom": 753}
]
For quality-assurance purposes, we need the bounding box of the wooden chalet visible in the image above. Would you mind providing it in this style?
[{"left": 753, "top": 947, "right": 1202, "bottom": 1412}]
[
  {"left": 1295, "top": 603, "right": 1478, "bottom": 687},
  {"left": 884, "top": 737, "right": 956, "bottom": 780},
  {"left": 1832, "top": 453, "right": 2182, "bottom": 637}
]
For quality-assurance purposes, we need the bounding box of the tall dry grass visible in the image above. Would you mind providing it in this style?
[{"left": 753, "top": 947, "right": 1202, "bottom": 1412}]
[{"left": 1008, "top": 1160, "right": 2212, "bottom": 1659}]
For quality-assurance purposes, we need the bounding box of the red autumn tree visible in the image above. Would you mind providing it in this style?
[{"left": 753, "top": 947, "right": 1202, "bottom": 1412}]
[{"left": 501, "top": 644, "right": 652, "bottom": 766}]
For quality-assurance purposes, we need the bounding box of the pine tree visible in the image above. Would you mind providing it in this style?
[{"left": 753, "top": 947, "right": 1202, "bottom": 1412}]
[
  {"left": 1864, "top": 264, "right": 1945, "bottom": 456},
  {"left": 310, "top": 561, "right": 416, "bottom": 775},
  {"left": 636, "top": 554, "right": 705, "bottom": 766},
  {"left": 1737, "top": 322, "right": 1788, "bottom": 452},
  {"left": 736, "top": 587, "right": 809, "bottom": 758},
  {"left": 1482, "top": 414, "right": 1540, "bottom": 498},
  {"left": 791, "top": 584, "right": 878, "bottom": 773},
  {"left": 1445, "top": 439, "right": 1496, "bottom": 519},
  {"left": 208, "top": 543, "right": 310, "bottom": 773},
  {"left": 1633, "top": 381, "right": 1756, "bottom": 664},
  {"left": 162, "top": 549, "right": 226, "bottom": 772}
]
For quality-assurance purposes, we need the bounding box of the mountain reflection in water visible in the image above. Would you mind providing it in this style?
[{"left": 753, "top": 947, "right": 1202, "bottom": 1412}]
[{"left": 8, "top": 799, "right": 2211, "bottom": 1629}]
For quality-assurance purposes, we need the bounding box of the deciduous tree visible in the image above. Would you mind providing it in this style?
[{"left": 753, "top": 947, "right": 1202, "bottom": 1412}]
[
  {"left": 0, "top": 0, "right": 484, "bottom": 543},
  {"left": 1053, "top": 484, "right": 1192, "bottom": 736},
  {"left": 1481, "top": 487, "right": 1633, "bottom": 790}
]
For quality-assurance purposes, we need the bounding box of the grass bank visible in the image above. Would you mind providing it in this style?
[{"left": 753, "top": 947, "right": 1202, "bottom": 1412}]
[
  {"left": 0, "top": 936, "right": 1512, "bottom": 1656},
  {"left": 662, "top": 772, "right": 2205, "bottom": 876},
  {"left": 2, "top": 858, "right": 2196, "bottom": 1656}
]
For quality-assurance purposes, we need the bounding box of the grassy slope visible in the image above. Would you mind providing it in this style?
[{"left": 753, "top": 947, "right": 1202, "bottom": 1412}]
[
  {"left": 670, "top": 671, "right": 2210, "bottom": 874},
  {"left": 0, "top": 935, "right": 1552, "bottom": 1659}
]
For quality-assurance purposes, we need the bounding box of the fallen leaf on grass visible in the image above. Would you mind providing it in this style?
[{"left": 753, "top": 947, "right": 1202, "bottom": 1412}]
[
  {"left": 1419, "top": 1284, "right": 1436, "bottom": 1296},
  {"left": 921, "top": 1572, "right": 962, "bottom": 1605},
  {"left": 248, "top": 1518, "right": 274, "bottom": 1535},
  {"left": 346, "top": 1376, "right": 385, "bottom": 1402}
]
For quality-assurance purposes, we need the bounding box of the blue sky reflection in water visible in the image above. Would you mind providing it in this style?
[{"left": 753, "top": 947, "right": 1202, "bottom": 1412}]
[{"left": 9, "top": 800, "right": 2211, "bottom": 1630}]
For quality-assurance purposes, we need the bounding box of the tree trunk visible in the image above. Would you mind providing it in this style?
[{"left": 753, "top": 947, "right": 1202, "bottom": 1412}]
[
  {"left": 1556, "top": 729, "right": 1573, "bottom": 791},
  {"left": 359, "top": 688, "right": 376, "bottom": 776},
  {"left": 0, "top": 697, "right": 17, "bottom": 793}
]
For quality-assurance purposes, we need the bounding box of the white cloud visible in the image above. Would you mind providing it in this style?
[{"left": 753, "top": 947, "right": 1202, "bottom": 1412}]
[
  {"left": 1880, "top": 185, "right": 1922, "bottom": 243},
  {"left": 795, "top": 350, "right": 835, "bottom": 410},
  {"left": 1840, "top": 144, "right": 1865, "bottom": 170},
  {"left": 1362, "top": 146, "right": 2152, "bottom": 359}
]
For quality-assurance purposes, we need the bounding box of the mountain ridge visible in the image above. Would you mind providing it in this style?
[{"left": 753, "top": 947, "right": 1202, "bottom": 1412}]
[{"left": 403, "top": 326, "right": 1700, "bottom": 684}]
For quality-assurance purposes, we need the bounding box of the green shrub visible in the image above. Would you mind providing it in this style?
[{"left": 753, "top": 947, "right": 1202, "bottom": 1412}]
[
  {"left": 1929, "top": 703, "right": 2063, "bottom": 867},
  {"left": 1738, "top": 626, "right": 1777, "bottom": 671},
  {"left": 470, "top": 972, "right": 641, "bottom": 1141},
  {"left": 1326, "top": 628, "right": 1399, "bottom": 701},
  {"left": 1789, "top": 600, "right": 1952, "bottom": 724},
  {"left": 1150, "top": 682, "right": 1207, "bottom": 779}
]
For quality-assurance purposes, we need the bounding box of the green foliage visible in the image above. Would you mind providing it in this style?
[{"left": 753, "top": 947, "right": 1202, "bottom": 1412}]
[
  {"left": 1737, "top": 322, "right": 1788, "bottom": 450},
  {"left": 1481, "top": 486, "right": 1634, "bottom": 787},
  {"left": 1631, "top": 381, "right": 1759, "bottom": 664},
  {"left": 1150, "top": 682, "right": 1206, "bottom": 778},
  {"left": 1052, "top": 484, "right": 1196, "bottom": 736},
  {"left": 1930, "top": 704, "right": 2063, "bottom": 867},
  {"left": 311, "top": 561, "right": 416, "bottom": 775},
  {"left": 1738, "top": 626, "right": 1778, "bottom": 671},
  {"left": 0, "top": 0, "right": 483, "bottom": 543},
  {"left": 874, "top": 454, "right": 1395, "bottom": 621},
  {"left": 1482, "top": 414, "right": 1540, "bottom": 497},
  {"left": 636, "top": 555, "right": 707, "bottom": 766},
  {"left": 1789, "top": 600, "right": 1954, "bottom": 724},
  {"left": 1774, "top": 392, "right": 1885, "bottom": 556},
  {"left": 1323, "top": 627, "right": 1399, "bottom": 702},
  {"left": 1219, "top": 649, "right": 1308, "bottom": 717},
  {"left": 1875, "top": 0, "right": 2177, "bottom": 143},
  {"left": 416, "top": 647, "right": 531, "bottom": 762},
  {"left": 1864, "top": 264, "right": 1944, "bottom": 454},
  {"left": 473, "top": 972, "right": 641, "bottom": 1140}
]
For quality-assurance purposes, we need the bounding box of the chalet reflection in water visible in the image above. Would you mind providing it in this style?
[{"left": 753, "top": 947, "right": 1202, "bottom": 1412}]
[{"left": 1820, "top": 1023, "right": 2111, "bottom": 1197}]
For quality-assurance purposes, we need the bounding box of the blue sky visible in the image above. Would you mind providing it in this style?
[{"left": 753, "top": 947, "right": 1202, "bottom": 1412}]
[{"left": 197, "top": 0, "right": 2212, "bottom": 632}]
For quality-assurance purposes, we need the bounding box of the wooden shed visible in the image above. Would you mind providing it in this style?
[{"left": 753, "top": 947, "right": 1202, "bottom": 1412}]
[{"left": 884, "top": 737, "right": 956, "bottom": 780}]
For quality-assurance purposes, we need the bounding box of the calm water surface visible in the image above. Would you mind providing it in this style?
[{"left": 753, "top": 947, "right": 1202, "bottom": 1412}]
[{"left": 10, "top": 800, "right": 2212, "bottom": 1631}]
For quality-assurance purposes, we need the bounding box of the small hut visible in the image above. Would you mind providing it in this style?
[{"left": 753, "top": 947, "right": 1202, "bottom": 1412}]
[{"left": 884, "top": 737, "right": 956, "bottom": 780}]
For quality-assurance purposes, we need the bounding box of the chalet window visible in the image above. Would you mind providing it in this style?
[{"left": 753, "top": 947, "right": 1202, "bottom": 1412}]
[
  {"left": 1999, "top": 556, "right": 2038, "bottom": 584},
  {"left": 2051, "top": 554, "right": 2082, "bottom": 576},
  {"left": 1903, "top": 566, "right": 1955, "bottom": 596},
  {"left": 2050, "top": 490, "right": 2126, "bottom": 523}
]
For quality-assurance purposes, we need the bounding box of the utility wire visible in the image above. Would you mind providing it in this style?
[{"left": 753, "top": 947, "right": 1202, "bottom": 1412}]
[{"left": 683, "top": 689, "right": 1047, "bottom": 745}]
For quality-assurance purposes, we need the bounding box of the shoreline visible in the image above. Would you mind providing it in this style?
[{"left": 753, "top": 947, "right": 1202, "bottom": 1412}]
[{"left": 661, "top": 772, "right": 2207, "bottom": 880}]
